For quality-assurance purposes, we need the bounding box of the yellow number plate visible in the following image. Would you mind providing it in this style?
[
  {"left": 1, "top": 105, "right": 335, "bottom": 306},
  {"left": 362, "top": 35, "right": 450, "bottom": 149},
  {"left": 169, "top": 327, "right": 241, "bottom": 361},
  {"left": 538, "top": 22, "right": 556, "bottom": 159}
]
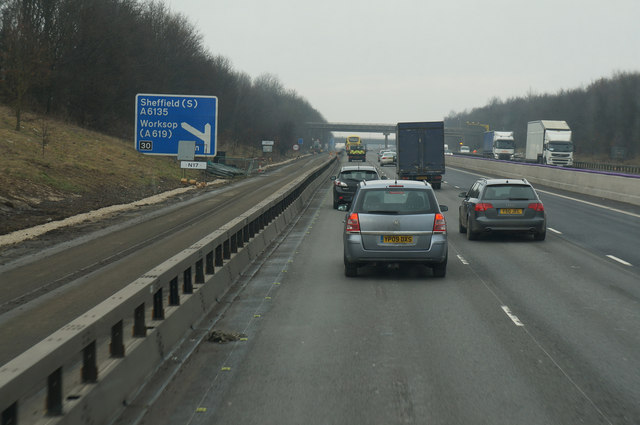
[
  {"left": 499, "top": 208, "right": 523, "bottom": 215},
  {"left": 382, "top": 235, "right": 413, "bottom": 243}
]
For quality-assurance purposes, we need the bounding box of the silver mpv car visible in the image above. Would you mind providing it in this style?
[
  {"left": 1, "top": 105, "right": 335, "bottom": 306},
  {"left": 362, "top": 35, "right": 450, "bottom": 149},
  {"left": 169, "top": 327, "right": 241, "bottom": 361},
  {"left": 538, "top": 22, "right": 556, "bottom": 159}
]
[{"left": 343, "top": 180, "right": 448, "bottom": 277}]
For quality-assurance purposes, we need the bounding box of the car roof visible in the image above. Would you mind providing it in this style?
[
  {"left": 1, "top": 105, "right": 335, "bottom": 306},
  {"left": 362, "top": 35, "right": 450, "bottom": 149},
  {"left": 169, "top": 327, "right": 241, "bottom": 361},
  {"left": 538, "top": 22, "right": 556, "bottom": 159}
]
[
  {"left": 358, "top": 180, "right": 431, "bottom": 189},
  {"left": 339, "top": 165, "right": 378, "bottom": 172},
  {"left": 482, "top": 178, "right": 530, "bottom": 186}
]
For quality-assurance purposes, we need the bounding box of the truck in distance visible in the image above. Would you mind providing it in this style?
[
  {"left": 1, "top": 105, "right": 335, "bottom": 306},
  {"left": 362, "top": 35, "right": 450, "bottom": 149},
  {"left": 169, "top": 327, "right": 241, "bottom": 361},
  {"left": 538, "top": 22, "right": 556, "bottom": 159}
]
[
  {"left": 396, "top": 121, "right": 445, "bottom": 189},
  {"left": 345, "top": 135, "right": 366, "bottom": 162},
  {"left": 525, "top": 120, "right": 573, "bottom": 166},
  {"left": 483, "top": 131, "right": 515, "bottom": 160}
]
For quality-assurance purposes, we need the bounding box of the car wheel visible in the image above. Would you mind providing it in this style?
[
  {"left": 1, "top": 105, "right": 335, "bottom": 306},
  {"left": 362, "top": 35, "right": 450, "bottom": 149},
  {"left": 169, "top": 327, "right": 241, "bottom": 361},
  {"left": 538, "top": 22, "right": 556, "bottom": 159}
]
[
  {"left": 344, "top": 261, "right": 358, "bottom": 277},
  {"left": 466, "top": 215, "right": 477, "bottom": 240},
  {"left": 458, "top": 217, "right": 466, "bottom": 233},
  {"left": 433, "top": 183, "right": 441, "bottom": 190},
  {"left": 333, "top": 197, "right": 338, "bottom": 209},
  {"left": 534, "top": 230, "right": 546, "bottom": 241},
  {"left": 432, "top": 260, "right": 447, "bottom": 278}
]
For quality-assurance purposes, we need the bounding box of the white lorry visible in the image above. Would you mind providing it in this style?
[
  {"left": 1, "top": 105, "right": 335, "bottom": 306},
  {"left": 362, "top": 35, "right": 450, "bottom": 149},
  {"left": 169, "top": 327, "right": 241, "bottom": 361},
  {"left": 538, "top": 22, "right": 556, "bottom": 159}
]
[
  {"left": 525, "top": 120, "right": 574, "bottom": 166},
  {"left": 483, "top": 131, "right": 515, "bottom": 160}
]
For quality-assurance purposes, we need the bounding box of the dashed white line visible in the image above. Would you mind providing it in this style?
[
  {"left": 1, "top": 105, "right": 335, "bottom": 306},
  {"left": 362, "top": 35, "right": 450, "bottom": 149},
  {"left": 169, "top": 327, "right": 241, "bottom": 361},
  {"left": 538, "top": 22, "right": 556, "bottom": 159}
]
[
  {"left": 606, "top": 255, "right": 632, "bottom": 266},
  {"left": 548, "top": 227, "right": 562, "bottom": 234},
  {"left": 501, "top": 306, "right": 525, "bottom": 327},
  {"left": 456, "top": 254, "right": 469, "bottom": 265}
]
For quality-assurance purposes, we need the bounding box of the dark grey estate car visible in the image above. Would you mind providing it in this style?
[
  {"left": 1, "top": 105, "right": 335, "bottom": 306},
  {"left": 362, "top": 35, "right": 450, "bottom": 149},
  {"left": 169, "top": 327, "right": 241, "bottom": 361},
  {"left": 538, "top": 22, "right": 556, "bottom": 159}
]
[
  {"left": 458, "top": 178, "right": 546, "bottom": 240},
  {"left": 343, "top": 180, "right": 448, "bottom": 277},
  {"left": 331, "top": 165, "right": 382, "bottom": 209}
]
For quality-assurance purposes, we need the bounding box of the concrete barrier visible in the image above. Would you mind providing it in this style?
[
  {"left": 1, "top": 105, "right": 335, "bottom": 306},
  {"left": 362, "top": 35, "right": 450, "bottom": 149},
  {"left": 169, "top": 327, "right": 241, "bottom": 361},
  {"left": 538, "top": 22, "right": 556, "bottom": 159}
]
[
  {"left": 446, "top": 156, "right": 640, "bottom": 207},
  {"left": 0, "top": 156, "right": 338, "bottom": 425}
]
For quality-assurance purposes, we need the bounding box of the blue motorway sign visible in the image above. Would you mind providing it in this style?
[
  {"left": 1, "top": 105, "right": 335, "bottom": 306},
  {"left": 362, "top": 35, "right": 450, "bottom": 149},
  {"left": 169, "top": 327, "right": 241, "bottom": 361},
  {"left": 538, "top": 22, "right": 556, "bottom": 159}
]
[{"left": 135, "top": 94, "right": 218, "bottom": 156}]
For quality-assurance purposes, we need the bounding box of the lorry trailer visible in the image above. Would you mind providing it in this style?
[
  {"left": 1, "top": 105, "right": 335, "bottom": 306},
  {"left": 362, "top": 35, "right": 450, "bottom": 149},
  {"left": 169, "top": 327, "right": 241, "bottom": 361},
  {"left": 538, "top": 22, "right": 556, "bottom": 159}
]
[{"left": 396, "top": 121, "right": 445, "bottom": 189}]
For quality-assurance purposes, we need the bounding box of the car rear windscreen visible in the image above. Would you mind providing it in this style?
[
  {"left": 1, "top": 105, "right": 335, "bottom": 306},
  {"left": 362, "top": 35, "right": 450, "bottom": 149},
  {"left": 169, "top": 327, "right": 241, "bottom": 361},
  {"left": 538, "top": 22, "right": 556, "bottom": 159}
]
[
  {"left": 482, "top": 185, "right": 536, "bottom": 200},
  {"left": 355, "top": 189, "right": 437, "bottom": 214},
  {"left": 340, "top": 170, "right": 379, "bottom": 181}
]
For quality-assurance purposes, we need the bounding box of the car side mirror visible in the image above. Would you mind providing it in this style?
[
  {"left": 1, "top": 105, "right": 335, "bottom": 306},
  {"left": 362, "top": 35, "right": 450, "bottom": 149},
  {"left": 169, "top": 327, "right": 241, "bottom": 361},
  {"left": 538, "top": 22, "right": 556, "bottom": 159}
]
[
  {"left": 458, "top": 191, "right": 468, "bottom": 198},
  {"left": 330, "top": 176, "right": 336, "bottom": 180},
  {"left": 440, "top": 205, "right": 448, "bottom": 212},
  {"left": 381, "top": 176, "right": 388, "bottom": 180}
]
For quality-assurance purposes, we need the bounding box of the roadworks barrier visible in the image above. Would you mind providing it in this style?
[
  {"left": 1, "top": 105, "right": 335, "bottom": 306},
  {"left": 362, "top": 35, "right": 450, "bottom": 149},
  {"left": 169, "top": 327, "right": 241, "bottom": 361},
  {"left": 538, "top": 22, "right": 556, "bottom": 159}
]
[{"left": 0, "top": 156, "right": 338, "bottom": 425}]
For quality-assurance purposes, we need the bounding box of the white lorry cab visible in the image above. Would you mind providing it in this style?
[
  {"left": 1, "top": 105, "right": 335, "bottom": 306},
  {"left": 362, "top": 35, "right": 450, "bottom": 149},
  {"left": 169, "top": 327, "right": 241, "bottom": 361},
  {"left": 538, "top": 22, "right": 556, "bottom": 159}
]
[{"left": 525, "top": 120, "right": 574, "bottom": 166}]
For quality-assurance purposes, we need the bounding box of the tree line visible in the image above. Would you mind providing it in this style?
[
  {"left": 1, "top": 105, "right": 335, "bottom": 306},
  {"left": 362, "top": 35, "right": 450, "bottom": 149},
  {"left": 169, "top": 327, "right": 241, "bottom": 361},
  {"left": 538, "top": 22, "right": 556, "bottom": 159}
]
[
  {"left": 0, "top": 0, "right": 326, "bottom": 155},
  {"left": 445, "top": 71, "right": 640, "bottom": 160}
]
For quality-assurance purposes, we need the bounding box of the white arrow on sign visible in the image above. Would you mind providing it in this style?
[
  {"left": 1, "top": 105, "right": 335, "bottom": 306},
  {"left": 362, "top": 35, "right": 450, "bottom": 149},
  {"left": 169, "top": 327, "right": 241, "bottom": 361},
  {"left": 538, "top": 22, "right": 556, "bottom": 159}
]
[{"left": 181, "top": 122, "right": 211, "bottom": 154}]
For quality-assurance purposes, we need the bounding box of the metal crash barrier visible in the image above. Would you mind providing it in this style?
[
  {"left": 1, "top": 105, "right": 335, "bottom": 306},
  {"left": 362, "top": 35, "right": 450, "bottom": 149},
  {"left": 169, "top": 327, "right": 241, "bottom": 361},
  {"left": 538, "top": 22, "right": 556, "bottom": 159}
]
[{"left": 0, "top": 156, "right": 337, "bottom": 425}]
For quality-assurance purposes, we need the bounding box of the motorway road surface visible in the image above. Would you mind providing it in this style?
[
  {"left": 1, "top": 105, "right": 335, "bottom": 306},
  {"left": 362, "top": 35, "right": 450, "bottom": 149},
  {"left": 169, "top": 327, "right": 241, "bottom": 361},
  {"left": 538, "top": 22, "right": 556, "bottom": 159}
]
[
  {"left": 121, "top": 152, "right": 640, "bottom": 425},
  {"left": 0, "top": 154, "right": 335, "bottom": 365}
]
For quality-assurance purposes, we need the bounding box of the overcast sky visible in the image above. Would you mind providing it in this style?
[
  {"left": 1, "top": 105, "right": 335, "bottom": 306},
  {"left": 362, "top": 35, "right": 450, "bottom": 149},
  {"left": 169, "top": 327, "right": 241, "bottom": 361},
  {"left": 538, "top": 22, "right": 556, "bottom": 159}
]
[{"left": 166, "top": 0, "right": 640, "bottom": 125}]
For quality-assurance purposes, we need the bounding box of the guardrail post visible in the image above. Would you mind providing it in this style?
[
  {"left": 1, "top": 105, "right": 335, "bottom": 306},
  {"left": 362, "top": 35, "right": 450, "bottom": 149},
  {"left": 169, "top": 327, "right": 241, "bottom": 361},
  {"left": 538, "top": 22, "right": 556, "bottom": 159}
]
[
  {"left": 223, "top": 240, "right": 231, "bottom": 260},
  {"left": 169, "top": 277, "right": 180, "bottom": 305},
  {"left": 46, "top": 368, "right": 63, "bottom": 416},
  {"left": 230, "top": 234, "right": 237, "bottom": 254},
  {"left": 215, "top": 245, "right": 223, "bottom": 267},
  {"left": 195, "top": 259, "right": 204, "bottom": 283},
  {"left": 183, "top": 268, "right": 193, "bottom": 294},
  {"left": 153, "top": 288, "right": 164, "bottom": 320},
  {"left": 236, "top": 230, "right": 244, "bottom": 248},
  {"left": 110, "top": 321, "right": 125, "bottom": 357},
  {"left": 133, "top": 304, "right": 146, "bottom": 337},
  {"left": 2, "top": 402, "right": 17, "bottom": 425},
  {"left": 243, "top": 225, "right": 250, "bottom": 243},
  {"left": 206, "top": 251, "right": 215, "bottom": 274},
  {"left": 82, "top": 341, "right": 98, "bottom": 383}
]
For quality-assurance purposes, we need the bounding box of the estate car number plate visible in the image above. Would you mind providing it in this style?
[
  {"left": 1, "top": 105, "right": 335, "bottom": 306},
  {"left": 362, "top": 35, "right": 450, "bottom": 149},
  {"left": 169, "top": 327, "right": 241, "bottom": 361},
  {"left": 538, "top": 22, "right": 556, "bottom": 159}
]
[
  {"left": 498, "top": 208, "right": 523, "bottom": 215},
  {"left": 382, "top": 235, "right": 413, "bottom": 243}
]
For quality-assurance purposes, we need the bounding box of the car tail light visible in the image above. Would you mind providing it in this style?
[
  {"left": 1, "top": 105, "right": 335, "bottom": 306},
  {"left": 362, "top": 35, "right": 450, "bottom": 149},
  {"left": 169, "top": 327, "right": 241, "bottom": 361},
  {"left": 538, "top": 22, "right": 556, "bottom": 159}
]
[
  {"left": 528, "top": 202, "right": 544, "bottom": 211},
  {"left": 346, "top": 213, "right": 360, "bottom": 233},
  {"left": 475, "top": 203, "right": 493, "bottom": 212},
  {"left": 433, "top": 213, "right": 447, "bottom": 233},
  {"left": 334, "top": 180, "right": 348, "bottom": 188}
]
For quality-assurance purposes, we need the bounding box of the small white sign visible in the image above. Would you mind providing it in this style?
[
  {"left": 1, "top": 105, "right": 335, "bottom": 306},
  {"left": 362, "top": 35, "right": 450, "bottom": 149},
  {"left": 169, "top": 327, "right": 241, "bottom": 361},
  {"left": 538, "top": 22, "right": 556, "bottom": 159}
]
[
  {"left": 262, "top": 140, "right": 275, "bottom": 146},
  {"left": 292, "top": 144, "right": 300, "bottom": 151},
  {"left": 181, "top": 161, "right": 207, "bottom": 169},
  {"left": 263, "top": 146, "right": 273, "bottom": 153}
]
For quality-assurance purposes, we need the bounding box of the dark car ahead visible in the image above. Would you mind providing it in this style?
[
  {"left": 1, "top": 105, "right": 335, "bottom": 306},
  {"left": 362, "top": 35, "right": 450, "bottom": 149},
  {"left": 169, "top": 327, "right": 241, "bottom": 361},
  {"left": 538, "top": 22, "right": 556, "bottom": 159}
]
[
  {"left": 458, "top": 178, "right": 546, "bottom": 240},
  {"left": 343, "top": 180, "right": 448, "bottom": 277},
  {"left": 331, "top": 165, "right": 382, "bottom": 209}
]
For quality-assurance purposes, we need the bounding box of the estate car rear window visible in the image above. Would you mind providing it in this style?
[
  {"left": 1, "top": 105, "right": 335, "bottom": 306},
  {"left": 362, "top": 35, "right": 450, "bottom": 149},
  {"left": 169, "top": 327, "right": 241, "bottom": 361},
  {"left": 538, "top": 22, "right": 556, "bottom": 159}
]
[
  {"left": 340, "top": 171, "right": 379, "bottom": 181},
  {"left": 354, "top": 189, "right": 437, "bottom": 214},
  {"left": 482, "top": 185, "right": 536, "bottom": 200}
]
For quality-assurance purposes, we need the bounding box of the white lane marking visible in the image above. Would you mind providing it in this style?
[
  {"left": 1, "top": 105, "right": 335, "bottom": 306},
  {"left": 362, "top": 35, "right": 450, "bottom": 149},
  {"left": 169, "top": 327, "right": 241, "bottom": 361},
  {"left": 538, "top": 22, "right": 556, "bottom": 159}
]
[
  {"left": 457, "top": 254, "right": 469, "bottom": 265},
  {"left": 548, "top": 227, "right": 562, "bottom": 234},
  {"left": 446, "top": 165, "right": 639, "bottom": 219},
  {"left": 501, "top": 306, "right": 525, "bottom": 327},
  {"left": 606, "top": 255, "right": 632, "bottom": 266},
  {"left": 536, "top": 189, "right": 640, "bottom": 219}
]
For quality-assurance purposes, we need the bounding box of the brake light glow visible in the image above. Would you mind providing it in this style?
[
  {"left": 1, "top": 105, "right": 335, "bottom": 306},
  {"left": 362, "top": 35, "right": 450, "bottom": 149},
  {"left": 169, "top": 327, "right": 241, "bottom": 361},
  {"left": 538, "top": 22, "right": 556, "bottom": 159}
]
[
  {"left": 528, "top": 202, "right": 544, "bottom": 211},
  {"left": 433, "top": 213, "right": 447, "bottom": 233},
  {"left": 334, "top": 180, "right": 348, "bottom": 188},
  {"left": 475, "top": 203, "right": 493, "bottom": 212},
  {"left": 346, "top": 213, "right": 360, "bottom": 233}
]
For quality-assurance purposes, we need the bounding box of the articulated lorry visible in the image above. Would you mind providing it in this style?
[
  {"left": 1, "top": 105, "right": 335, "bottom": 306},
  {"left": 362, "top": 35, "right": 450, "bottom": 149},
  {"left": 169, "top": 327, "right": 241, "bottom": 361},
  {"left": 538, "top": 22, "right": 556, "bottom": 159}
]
[
  {"left": 483, "top": 131, "right": 515, "bottom": 160},
  {"left": 346, "top": 135, "right": 366, "bottom": 162},
  {"left": 396, "top": 121, "right": 445, "bottom": 189},
  {"left": 525, "top": 120, "right": 574, "bottom": 166}
]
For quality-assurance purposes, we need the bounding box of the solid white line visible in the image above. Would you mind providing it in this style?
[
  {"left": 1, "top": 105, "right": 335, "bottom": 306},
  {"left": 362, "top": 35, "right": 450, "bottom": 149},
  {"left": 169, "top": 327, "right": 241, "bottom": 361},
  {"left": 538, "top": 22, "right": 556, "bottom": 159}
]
[
  {"left": 606, "top": 255, "right": 632, "bottom": 266},
  {"left": 536, "top": 189, "right": 640, "bottom": 219},
  {"left": 501, "top": 306, "right": 525, "bottom": 327},
  {"left": 456, "top": 254, "right": 469, "bottom": 265},
  {"left": 548, "top": 227, "right": 562, "bottom": 234}
]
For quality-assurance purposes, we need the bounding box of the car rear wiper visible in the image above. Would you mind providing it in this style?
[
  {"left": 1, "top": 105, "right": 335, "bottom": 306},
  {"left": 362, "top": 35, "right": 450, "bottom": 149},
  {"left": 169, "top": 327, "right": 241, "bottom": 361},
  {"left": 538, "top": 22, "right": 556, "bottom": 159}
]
[
  {"left": 366, "top": 210, "right": 399, "bottom": 214},
  {"left": 508, "top": 197, "right": 531, "bottom": 201}
]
